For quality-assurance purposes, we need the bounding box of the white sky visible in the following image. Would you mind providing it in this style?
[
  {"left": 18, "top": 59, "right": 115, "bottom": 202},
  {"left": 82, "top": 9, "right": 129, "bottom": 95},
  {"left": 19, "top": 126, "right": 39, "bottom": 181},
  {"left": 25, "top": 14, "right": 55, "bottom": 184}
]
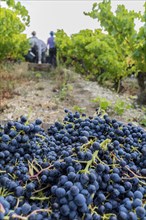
[{"left": 3, "top": 1, "right": 145, "bottom": 42}]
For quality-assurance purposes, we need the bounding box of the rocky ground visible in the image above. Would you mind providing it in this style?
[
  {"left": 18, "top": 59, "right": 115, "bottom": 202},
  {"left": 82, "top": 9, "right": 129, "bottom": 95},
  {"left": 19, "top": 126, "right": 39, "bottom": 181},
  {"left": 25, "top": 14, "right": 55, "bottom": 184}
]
[{"left": 0, "top": 63, "right": 145, "bottom": 129}]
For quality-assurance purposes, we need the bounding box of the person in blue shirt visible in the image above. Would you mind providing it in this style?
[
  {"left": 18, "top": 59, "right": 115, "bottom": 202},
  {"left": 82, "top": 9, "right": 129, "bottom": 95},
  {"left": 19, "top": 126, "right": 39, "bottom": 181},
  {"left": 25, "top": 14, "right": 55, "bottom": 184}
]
[{"left": 47, "top": 31, "right": 57, "bottom": 67}]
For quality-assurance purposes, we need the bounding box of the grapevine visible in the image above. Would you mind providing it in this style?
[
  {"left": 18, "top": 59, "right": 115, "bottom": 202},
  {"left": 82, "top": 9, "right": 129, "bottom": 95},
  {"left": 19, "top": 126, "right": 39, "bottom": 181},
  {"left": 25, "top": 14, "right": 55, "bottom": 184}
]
[
  {"left": 56, "top": 1, "right": 146, "bottom": 92},
  {"left": 0, "top": 0, "right": 30, "bottom": 61}
]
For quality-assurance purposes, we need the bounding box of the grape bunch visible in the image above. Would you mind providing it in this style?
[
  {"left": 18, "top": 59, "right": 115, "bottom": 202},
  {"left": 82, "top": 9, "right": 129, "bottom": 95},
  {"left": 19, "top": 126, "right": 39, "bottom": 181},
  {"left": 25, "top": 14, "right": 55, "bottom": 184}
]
[{"left": 0, "top": 110, "right": 146, "bottom": 220}]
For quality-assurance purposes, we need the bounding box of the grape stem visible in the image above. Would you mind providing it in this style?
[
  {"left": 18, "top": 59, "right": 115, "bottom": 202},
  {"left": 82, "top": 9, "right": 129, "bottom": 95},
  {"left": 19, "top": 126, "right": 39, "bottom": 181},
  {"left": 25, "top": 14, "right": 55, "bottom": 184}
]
[
  {"left": 11, "top": 208, "right": 52, "bottom": 220},
  {"left": 14, "top": 198, "right": 20, "bottom": 209},
  {"left": 103, "top": 213, "right": 117, "bottom": 220},
  {"left": 30, "top": 196, "right": 50, "bottom": 201},
  {"left": 80, "top": 139, "right": 96, "bottom": 152},
  {"left": 32, "top": 184, "right": 50, "bottom": 194},
  {"left": 30, "top": 164, "right": 53, "bottom": 179},
  {"left": 125, "top": 165, "right": 146, "bottom": 179},
  {"left": 79, "top": 139, "right": 111, "bottom": 173}
]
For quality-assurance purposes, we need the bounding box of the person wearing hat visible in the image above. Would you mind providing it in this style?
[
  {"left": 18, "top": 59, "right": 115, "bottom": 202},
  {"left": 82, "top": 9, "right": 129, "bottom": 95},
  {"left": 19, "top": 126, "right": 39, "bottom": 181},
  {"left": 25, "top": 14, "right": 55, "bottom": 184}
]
[
  {"left": 47, "top": 31, "right": 57, "bottom": 67},
  {"left": 28, "top": 31, "right": 47, "bottom": 64}
]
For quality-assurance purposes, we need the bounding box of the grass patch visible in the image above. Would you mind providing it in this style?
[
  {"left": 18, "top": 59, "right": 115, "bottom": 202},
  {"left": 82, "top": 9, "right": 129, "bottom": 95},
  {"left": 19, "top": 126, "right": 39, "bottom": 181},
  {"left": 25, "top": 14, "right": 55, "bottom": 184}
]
[
  {"left": 0, "top": 62, "right": 77, "bottom": 104},
  {"left": 0, "top": 62, "right": 30, "bottom": 101},
  {"left": 0, "top": 62, "right": 50, "bottom": 100}
]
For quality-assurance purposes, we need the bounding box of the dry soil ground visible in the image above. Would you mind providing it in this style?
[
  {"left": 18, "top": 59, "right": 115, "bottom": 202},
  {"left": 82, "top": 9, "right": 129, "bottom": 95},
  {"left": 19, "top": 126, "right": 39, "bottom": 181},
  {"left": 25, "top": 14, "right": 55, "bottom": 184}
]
[{"left": 0, "top": 63, "right": 145, "bottom": 129}]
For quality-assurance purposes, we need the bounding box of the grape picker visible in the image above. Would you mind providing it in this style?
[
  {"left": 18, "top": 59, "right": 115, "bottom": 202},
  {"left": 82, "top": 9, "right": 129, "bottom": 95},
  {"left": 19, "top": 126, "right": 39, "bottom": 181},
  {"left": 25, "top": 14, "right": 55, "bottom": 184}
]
[
  {"left": 26, "top": 31, "right": 47, "bottom": 64},
  {"left": 47, "top": 31, "right": 57, "bottom": 67}
]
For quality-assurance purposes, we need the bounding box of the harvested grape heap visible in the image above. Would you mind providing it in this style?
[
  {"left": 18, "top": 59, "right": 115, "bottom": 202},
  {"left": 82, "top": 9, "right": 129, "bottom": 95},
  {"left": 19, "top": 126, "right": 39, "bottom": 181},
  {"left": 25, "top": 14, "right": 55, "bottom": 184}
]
[{"left": 0, "top": 110, "right": 146, "bottom": 220}]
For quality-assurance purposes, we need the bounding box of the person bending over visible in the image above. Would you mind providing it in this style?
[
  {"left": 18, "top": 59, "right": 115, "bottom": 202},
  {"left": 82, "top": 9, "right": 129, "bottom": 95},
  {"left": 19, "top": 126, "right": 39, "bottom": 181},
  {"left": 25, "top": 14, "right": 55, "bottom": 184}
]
[{"left": 29, "top": 31, "right": 47, "bottom": 64}]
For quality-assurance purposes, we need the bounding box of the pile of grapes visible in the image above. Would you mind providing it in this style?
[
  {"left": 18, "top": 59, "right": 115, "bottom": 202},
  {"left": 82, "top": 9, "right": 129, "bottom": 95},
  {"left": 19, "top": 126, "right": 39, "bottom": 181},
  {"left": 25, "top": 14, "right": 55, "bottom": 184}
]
[{"left": 0, "top": 110, "right": 146, "bottom": 220}]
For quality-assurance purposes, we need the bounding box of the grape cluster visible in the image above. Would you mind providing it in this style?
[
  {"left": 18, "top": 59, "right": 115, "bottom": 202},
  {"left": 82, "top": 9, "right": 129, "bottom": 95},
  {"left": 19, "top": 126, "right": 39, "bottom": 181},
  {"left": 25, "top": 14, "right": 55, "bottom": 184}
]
[{"left": 0, "top": 110, "right": 146, "bottom": 220}]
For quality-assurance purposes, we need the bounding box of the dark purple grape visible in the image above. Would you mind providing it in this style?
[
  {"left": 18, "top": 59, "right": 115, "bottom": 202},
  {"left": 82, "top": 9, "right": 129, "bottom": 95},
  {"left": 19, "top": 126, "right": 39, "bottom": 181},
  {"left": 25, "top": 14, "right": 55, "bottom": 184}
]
[
  {"left": 21, "top": 203, "right": 31, "bottom": 215},
  {"left": 74, "top": 194, "right": 86, "bottom": 206},
  {"left": 55, "top": 188, "right": 66, "bottom": 198},
  {"left": 136, "top": 206, "right": 146, "bottom": 218},
  {"left": 60, "top": 204, "right": 70, "bottom": 216}
]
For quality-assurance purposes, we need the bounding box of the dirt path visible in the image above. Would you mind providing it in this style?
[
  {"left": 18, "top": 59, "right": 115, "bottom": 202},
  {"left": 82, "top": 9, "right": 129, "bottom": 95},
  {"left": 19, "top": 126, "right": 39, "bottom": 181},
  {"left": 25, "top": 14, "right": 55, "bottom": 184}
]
[{"left": 0, "top": 65, "right": 145, "bottom": 129}]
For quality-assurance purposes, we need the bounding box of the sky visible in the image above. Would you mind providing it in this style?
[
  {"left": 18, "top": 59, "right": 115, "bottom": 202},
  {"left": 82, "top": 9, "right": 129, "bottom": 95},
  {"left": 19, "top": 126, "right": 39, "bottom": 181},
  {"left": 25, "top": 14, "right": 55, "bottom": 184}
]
[{"left": 2, "top": 0, "right": 145, "bottom": 42}]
